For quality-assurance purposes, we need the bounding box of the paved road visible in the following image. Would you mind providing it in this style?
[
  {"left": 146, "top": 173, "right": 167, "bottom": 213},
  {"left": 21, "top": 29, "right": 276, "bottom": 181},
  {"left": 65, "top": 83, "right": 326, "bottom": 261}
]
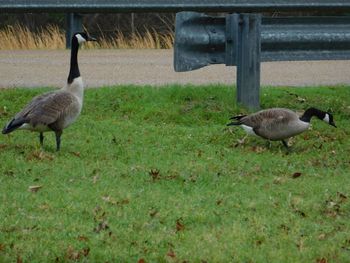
[{"left": 0, "top": 49, "right": 349, "bottom": 88}]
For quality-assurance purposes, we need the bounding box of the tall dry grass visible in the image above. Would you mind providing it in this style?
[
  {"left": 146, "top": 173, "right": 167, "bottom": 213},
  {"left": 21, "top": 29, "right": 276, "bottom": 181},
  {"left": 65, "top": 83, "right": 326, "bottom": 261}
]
[{"left": 0, "top": 24, "right": 174, "bottom": 50}]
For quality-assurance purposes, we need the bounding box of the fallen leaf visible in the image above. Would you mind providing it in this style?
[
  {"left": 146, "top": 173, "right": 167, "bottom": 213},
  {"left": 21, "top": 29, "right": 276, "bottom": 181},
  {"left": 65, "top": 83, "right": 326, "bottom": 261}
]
[
  {"left": 280, "top": 224, "right": 290, "bottom": 233},
  {"left": 324, "top": 199, "right": 341, "bottom": 218},
  {"left": 316, "top": 258, "right": 327, "bottom": 263},
  {"left": 117, "top": 199, "right": 129, "bottom": 206},
  {"left": 176, "top": 218, "right": 185, "bottom": 232},
  {"left": 26, "top": 151, "right": 54, "bottom": 161},
  {"left": 102, "top": 195, "right": 117, "bottom": 205},
  {"left": 94, "top": 221, "right": 109, "bottom": 233},
  {"left": 250, "top": 146, "right": 265, "bottom": 153},
  {"left": 273, "top": 177, "right": 286, "bottom": 185},
  {"left": 167, "top": 249, "right": 176, "bottom": 258},
  {"left": 0, "top": 144, "right": 8, "bottom": 149},
  {"left": 81, "top": 247, "right": 90, "bottom": 257},
  {"left": 70, "top": 151, "right": 81, "bottom": 157},
  {"left": 149, "top": 209, "right": 158, "bottom": 217},
  {"left": 292, "top": 172, "right": 302, "bottom": 179},
  {"left": 93, "top": 205, "right": 102, "bottom": 217},
  {"left": 296, "top": 209, "right": 306, "bottom": 217},
  {"left": 149, "top": 169, "right": 161, "bottom": 181},
  {"left": 337, "top": 192, "right": 347, "bottom": 202},
  {"left": 66, "top": 246, "right": 80, "bottom": 261},
  {"left": 138, "top": 259, "right": 146, "bottom": 263},
  {"left": 302, "top": 134, "right": 310, "bottom": 140},
  {"left": 0, "top": 243, "right": 5, "bottom": 251},
  {"left": 16, "top": 256, "right": 23, "bottom": 263},
  {"left": 318, "top": 233, "right": 326, "bottom": 240},
  {"left": 77, "top": 235, "right": 89, "bottom": 242},
  {"left": 297, "top": 237, "right": 304, "bottom": 251},
  {"left": 216, "top": 199, "right": 223, "bottom": 205},
  {"left": 102, "top": 196, "right": 129, "bottom": 206},
  {"left": 28, "top": 185, "right": 42, "bottom": 193}
]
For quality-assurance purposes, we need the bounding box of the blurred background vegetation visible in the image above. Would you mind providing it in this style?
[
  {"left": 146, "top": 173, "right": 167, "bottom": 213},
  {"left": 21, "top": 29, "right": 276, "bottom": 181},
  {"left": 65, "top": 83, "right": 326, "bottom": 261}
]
[
  {"left": 0, "top": 11, "right": 347, "bottom": 49},
  {"left": 0, "top": 13, "right": 175, "bottom": 49}
]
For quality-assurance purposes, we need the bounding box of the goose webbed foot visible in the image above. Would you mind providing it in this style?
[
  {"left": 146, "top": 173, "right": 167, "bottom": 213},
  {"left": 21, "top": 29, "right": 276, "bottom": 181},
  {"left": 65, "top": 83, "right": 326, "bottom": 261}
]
[
  {"left": 265, "top": 140, "right": 272, "bottom": 149},
  {"left": 281, "top": 140, "right": 292, "bottom": 154},
  {"left": 55, "top": 130, "right": 62, "bottom": 151}
]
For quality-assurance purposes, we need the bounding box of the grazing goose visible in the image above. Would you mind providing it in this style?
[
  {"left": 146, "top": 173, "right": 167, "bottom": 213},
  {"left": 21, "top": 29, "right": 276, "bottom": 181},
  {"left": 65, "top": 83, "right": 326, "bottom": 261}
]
[
  {"left": 227, "top": 107, "right": 336, "bottom": 148},
  {"left": 2, "top": 32, "right": 96, "bottom": 151}
]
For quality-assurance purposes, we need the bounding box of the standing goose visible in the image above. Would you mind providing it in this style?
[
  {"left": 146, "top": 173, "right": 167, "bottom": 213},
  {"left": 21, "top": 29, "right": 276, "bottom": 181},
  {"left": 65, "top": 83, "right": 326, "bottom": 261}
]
[
  {"left": 227, "top": 107, "right": 336, "bottom": 148},
  {"left": 2, "top": 32, "right": 97, "bottom": 151}
]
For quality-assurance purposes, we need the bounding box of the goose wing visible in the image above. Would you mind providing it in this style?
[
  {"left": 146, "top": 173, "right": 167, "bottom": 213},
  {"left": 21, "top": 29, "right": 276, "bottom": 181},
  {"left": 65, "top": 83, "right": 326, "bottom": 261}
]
[
  {"left": 15, "top": 91, "right": 77, "bottom": 127},
  {"left": 241, "top": 108, "right": 299, "bottom": 140}
]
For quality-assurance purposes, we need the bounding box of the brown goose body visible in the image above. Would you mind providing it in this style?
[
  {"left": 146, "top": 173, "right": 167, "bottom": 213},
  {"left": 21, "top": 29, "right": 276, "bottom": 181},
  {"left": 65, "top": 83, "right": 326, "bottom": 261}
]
[
  {"left": 2, "top": 33, "right": 96, "bottom": 150},
  {"left": 227, "top": 107, "right": 336, "bottom": 147},
  {"left": 238, "top": 108, "right": 309, "bottom": 140},
  {"left": 13, "top": 80, "right": 83, "bottom": 133}
]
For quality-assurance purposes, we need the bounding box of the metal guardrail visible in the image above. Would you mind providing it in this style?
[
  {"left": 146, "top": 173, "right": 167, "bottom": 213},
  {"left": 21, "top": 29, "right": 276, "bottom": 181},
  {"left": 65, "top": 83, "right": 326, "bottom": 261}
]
[
  {"left": 175, "top": 14, "right": 350, "bottom": 71},
  {"left": 1, "top": 0, "right": 350, "bottom": 108},
  {"left": 175, "top": 12, "right": 350, "bottom": 108},
  {"left": 2, "top": 0, "right": 350, "bottom": 13}
]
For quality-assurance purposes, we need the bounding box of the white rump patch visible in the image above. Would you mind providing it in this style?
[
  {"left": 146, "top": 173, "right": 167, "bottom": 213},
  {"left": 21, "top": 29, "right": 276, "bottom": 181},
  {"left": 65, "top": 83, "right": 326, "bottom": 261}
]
[
  {"left": 19, "top": 123, "right": 50, "bottom": 132},
  {"left": 75, "top": 34, "right": 86, "bottom": 44},
  {"left": 323, "top": 113, "right": 330, "bottom": 123},
  {"left": 241, "top": 124, "right": 257, "bottom": 136}
]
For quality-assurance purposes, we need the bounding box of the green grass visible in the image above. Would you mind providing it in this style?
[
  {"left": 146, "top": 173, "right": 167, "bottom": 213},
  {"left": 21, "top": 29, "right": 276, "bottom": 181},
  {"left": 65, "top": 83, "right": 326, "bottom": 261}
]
[{"left": 0, "top": 85, "right": 350, "bottom": 262}]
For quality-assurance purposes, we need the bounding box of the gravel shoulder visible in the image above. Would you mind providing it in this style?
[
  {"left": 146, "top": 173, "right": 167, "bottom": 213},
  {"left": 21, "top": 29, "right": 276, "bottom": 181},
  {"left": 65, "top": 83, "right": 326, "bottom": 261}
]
[{"left": 0, "top": 49, "right": 349, "bottom": 88}]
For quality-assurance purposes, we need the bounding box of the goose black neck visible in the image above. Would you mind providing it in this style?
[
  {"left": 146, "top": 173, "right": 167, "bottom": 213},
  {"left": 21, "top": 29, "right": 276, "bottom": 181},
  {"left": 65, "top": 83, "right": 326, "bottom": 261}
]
[
  {"left": 67, "top": 37, "right": 80, "bottom": 84},
  {"left": 300, "top": 107, "right": 325, "bottom": 123}
]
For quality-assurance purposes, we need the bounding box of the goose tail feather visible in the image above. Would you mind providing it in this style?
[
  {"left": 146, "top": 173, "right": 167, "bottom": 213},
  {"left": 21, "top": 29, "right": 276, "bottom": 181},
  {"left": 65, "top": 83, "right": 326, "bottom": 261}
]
[
  {"left": 227, "top": 114, "right": 246, "bottom": 126},
  {"left": 2, "top": 118, "right": 26, "bottom": 134},
  {"left": 229, "top": 115, "right": 246, "bottom": 120},
  {"left": 227, "top": 121, "right": 242, "bottom": 126}
]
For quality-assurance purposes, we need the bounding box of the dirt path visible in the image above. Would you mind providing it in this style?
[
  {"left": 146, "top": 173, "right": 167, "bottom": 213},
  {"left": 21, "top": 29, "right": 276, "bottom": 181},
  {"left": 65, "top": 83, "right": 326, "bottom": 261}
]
[{"left": 0, "top": 49, "right": 349, "bottom": 88}]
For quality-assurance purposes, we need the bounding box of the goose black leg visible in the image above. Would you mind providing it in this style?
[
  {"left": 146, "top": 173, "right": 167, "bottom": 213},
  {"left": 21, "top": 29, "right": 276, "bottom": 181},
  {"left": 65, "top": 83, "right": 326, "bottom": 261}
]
[
  {"left": 55, "top": 130, "right": 63, "bottom": 151},
  {"left": 282, "top": 140, "right": 289, "bottom": 149},
  {"left": 39, "top": 132, "right": 44, "bottom": 147}
]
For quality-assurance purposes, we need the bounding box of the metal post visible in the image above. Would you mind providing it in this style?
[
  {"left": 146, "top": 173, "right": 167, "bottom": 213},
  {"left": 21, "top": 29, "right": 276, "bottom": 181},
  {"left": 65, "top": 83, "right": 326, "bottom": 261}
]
[
  {"left": 66, "top": 13, "right": 83, "bottom": 48},
  {"left": 235, "top": 13, "right": 261, "bottom": 110}
]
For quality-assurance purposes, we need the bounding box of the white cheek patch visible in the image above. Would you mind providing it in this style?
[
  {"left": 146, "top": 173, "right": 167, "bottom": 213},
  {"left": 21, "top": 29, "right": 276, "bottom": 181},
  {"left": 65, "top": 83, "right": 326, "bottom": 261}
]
[
  {"left": 241, "top": 124, "right": 257, "bottom": 136},
  {"left": 323, "top": 113, "right": 330, "bottom": 123},
  {"left": 75, "top": 34, "right": 86, "bottom": 44}
]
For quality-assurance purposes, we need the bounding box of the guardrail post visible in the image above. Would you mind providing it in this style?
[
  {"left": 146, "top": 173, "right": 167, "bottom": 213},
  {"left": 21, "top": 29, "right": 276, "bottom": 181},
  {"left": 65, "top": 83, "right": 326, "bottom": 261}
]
[
  {"left": 66, "top": 13, "right": 83, "bottom": 48},
  {"left": 235, "top": 13, "right": 261, "bottom": 110}
]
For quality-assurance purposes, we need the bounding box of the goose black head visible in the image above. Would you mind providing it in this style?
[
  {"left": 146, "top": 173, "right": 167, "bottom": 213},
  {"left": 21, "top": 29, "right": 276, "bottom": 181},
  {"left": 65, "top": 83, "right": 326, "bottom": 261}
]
[
  {"left": 74, "top": 32, "right": 97, "bottom": 44},
  {"left": 323, "top": 111, "right": 337, "bottom": 128}
]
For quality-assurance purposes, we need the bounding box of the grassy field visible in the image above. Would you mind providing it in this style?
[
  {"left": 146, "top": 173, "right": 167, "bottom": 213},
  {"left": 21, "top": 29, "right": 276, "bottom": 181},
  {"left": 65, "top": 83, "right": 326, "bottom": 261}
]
[{"left": 0, "top": 85, "right": 349, "bottom": 262}]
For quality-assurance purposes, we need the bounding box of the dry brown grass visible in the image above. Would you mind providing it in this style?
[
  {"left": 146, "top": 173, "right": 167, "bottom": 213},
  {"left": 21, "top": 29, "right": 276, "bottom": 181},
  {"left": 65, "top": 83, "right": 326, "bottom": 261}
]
[{"left": 0, "top": 24, "right": 174, "bottom": 50}]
